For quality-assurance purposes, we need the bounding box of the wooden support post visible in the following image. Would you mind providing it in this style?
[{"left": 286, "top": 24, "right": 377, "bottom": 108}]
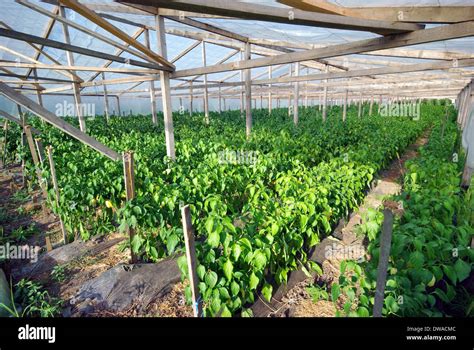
[
  {"left": 343, "top": 89, "right": 348, "bottom": 122},
  {"left": 369, "top": 95, "right": 374, "bottom": 116},
  {"left": 123, "top": 151, "right": 137, "bottom": 264},
  {"left": 288, "top": 64, "right": 292, "bottom": 117},
  {"left": 240, "top": 51, "right": 244, "bottom": 118},
  {"left": 373, "top": 208, "right": 394, "bottom": 317},
  {"left": 116, "top": 96, "right": 122, "bottom": 117},
  {"left": 244, "top": 42, "right": 252, "bottom": 138},
  {"left": 156, "top": 15, "right": 176, "bottom": 160},
  {"left": 202, "top": 41, "right": 209, "bottom": 124},
  {"left": 24, "top": 126, "right": 47, "bottom": 199},
  {"left": 268, "top": 65, "right": 272, "bottom": 115},
  {"left": 293, "top": 62, "right": 300, "bottom": 125},
  {"left": 101, "top": 73, "right": 110, "bottom": 122},
  {"left": 46, "top": 146, "right": 68, "bottom": 244},
  {"left": 218, "top": 86, "right": 222, "bottom": 114},
  {"left": 59, "top": 6, "right": 86, "bottom": 132},
  {"left": 180, "top": 205, "right": 202, "bottom": 317},
  {"left": 34, "top": 138, "right": 46, "bottom": 165},
  {"left": 358, "top": 93, "right": 363, "bottom": 118},
  {"left": 189, "top": 81, "right": 193, "bottom": 116},
  {"left": 322, "top": 65, "right": 328, "bottom": 122},
  {"left": 144, "top": 29, "right": 158, "bottom": 125}
]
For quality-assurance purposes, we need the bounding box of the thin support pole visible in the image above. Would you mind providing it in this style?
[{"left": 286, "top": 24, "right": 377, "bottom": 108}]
[
  {"left": 24, "top": 126, "right": 47, "bottom": 200},
  {"left": 101, "top": 72, "right": 110, "bottom": 122},
  {"left": 244, "top": 42, "right": 252, "bottom": 138},
  {"left": 46, "top": 146, "right": 68, "bottom": 244},
  {"left": 202, "top": 41, "right": 209, "bottom": 124},
  {"left": 123, "top": 151, "right": 137, "bottom": 264},
  {"left": 293, "top": 62, "right": 300, "bottom": 125},
  {"left": 59, "top": 6, "right": 85, "bottom": 132},
  {"left": 189, "top": 81, "right": 193, "bottom": 116},
  {"left": 373, "top": 208, "right": 394, "bottom": 317},
  {"left": 343, "top": 89, "right": 348, "bottom": 122},
  {"left": 268, "top": 66, "right": 272, "bottom": 115},
  {"left": 144, "top": 29, "right": 158, "bottom": 125},
  {"left": 180, "top": 205, "right": 202, "bottom": 318},
  {"left": 322, "top": 65, "right": 328, "bottom": 122}
]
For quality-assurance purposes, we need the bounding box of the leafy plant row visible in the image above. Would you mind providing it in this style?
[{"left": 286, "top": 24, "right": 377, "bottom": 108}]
[{"left": 9, "top": 104, "right": 445, "bottom": 316}]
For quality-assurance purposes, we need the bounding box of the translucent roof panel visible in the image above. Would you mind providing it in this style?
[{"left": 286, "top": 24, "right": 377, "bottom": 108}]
[{"left": 0, "top": 0, "right": 472, "bottom": 115}]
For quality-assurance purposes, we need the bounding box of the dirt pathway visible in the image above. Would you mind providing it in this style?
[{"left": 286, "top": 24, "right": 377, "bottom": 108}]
[{"left": 277, "top": 131, "right": 431, "bottom": 317}]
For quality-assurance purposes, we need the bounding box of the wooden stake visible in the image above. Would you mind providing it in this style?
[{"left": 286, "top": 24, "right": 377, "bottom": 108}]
[
  {"left": 24, "top": 126, "right": 47, "bottom": 199},
  {"left": 180, "top": 205, "right": 202, "bottom": 317},
  {"left": 46, "top": 146, "right": 68, "bottom": 244},
  {"left": 123, "top": 151, "right": 137, "bottom": 264},
  {"left": 34, "top": 138, "right": 46, "bottom": 165},
  {"left": 373, "top": 208, "right": 394, "bottom": 317}
]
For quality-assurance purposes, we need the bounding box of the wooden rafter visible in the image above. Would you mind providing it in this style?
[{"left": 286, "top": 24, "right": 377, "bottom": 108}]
[{"left": 278, "top": 0, "right": 474, "bottom": 24}]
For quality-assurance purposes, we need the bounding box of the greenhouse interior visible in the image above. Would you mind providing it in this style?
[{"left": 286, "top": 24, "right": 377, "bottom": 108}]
[{"left": 0, "top": 0, "right": 473, "bottom": 325}]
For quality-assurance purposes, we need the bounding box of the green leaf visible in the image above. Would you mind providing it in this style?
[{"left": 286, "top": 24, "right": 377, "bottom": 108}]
[
  {"left": 357, "top": 307, "right": 369, "bottom": 317},
  {"left": 219, "top": 287, "right": 230, "bottom": 300},
  {"left": 205, "top": 217, "right": 214, "bottom": 234},
  {"left": 454, "top": 259, "right": 471, "bottom": 282},
  {"left": 241, "top": 308, "right": 253, "bottom": 317},
  {"left": 442, "top": 265, "right": 457, "bottom": 285},
  {"left": 177, "top": 255, "right": 188, "bottom": 277},
  {"left": 166, "top": 234, "right": 179, "bottom": 254},
  {"left": 197, "top": 265, "right": 206, "bottom": 281},
  {"left": 230, "top": 281, "right": 240, "bottom": 297},
  {"left": 271, "top": 223, "right": 279, "bottom": 236},
  {"left": 208, "top": 230, "right": 220, "bottom": 248},
  {"left": 232, "top": 244, "right": 242, "bottom": 260},
  {"left": 220, "top": 305, "right": 232, "bottom": 317},
  {"left": 331, "top": 283, "right": 340, "bottom": 302},
  {"left": 223, "top": 259, "right": 234, "bottom": 281},
  {"left": 408, "top": 251, "right": 425, "bottom": 269},
  {"left": 261, "top": 283, "right": 273, "bottom": 302},
  {"left": 253, "top": 250, "right": 267, "bottom": 270},
  {"left": 205, "top": 270, "right": 218, "bottom": 289},
  {"left": 131, "top": 234, "right": 143, "bottom": 254},
  {"left": 249, "top": 272, "right": 260, "bottom": 290}
]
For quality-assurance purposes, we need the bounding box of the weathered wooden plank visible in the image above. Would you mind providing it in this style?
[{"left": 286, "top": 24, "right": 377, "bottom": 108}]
[
  {"left": 0, "top": 82, "right": 120, "bottom": 161},
  {"left": 120, "top": 0, "right": 422, "bottom": 34},
  {"left": 0, "top": 28, "right": 169, "bottom": 71},
  {"left": 171, "top": 22, "right": 474, "bottom": 78},
  {"left": 58, "top": 0, "right": 175, "bottom": 69}
]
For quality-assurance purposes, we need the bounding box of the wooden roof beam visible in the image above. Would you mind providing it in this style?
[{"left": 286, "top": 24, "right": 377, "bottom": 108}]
[{"left": 117, "top": 0, "right": 423, "bottom": 35}]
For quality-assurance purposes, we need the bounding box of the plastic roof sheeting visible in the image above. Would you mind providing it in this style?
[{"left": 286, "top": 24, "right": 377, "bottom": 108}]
[{"left": 0, "top": 0, "right": 473, "bottom": 115}]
